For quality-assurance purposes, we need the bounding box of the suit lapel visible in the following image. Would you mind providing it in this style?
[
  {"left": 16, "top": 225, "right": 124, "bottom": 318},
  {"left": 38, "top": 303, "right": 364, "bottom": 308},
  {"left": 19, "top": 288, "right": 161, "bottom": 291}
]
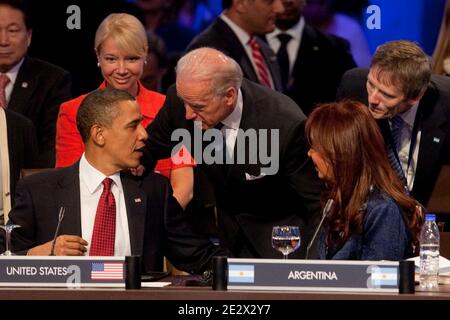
[
  {"left": 291, "top": 26, "right": 316, "bottom": 90},
  {"left": 121, "top": 173, "right": 147, "bottom": 256},
  {"left": 257, "top": 37, "right": 282, "bottom": 91},
  {"left": 8, "top": 57, "right": 36, "bottom": 115},
  {"left": 414, "top": 85, "right": 446, "bottom": 194},
  {"left": 55, "top": 163, "right": 82, "bottom": 236},
  {"left": 228, "top": 81, "right": 262, "bottom": 181}
]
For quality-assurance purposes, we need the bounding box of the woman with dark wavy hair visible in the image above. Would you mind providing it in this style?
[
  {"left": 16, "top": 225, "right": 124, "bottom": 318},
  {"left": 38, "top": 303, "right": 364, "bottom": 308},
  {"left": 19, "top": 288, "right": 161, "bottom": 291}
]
[{"left": 305, "top": 100, "right": 422, "bottom": 260}]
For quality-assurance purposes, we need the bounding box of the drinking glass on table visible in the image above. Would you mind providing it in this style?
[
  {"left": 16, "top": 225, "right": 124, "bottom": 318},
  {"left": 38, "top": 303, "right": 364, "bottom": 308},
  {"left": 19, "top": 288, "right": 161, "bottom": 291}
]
[
  {"left": 271, "top": 226, "right": 301, "bottom": 260},
  {"left": 0, "top": 223, "right": 20, "bottom": 256}
]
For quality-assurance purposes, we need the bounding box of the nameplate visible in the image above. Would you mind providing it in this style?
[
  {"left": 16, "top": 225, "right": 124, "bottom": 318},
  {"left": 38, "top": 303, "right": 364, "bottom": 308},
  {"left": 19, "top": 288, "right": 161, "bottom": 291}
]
[
  {"left": 0, "top": 256, "right": 125, "bottom": 287},
  {"left": 227, "top": 258, "right": 400, "bottom": 293}
]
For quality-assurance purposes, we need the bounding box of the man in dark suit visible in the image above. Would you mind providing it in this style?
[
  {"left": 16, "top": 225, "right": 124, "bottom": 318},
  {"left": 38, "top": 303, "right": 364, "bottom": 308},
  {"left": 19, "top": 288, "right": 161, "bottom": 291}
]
[
  {"left": 337, "top": 40, "right": 450, "bottom": 206},
  {"left": 4, "top": 88, "right": 223, "bottom": 274},
  {"left": 266, "top": 0, "right": 356, "bottom": 115},
  {"left": 0, "top": 0, "right": 71, "bottom": 168},
  {"left": 186, "top": 0, "right": 284, "bottom": 91},
  {"left": 141, "top": 47, "right": 322, "bottom": 259}
]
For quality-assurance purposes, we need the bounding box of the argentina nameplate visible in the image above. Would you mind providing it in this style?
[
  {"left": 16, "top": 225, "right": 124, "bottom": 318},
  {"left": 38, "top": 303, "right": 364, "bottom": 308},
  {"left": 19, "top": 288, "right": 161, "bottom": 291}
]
[{"left": 227, "top": 258, "right": 400, "bottom": 292}]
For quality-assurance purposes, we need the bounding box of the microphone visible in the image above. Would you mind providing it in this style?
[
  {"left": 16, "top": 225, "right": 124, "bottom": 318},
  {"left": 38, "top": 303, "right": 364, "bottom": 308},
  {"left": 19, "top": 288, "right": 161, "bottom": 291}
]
[
  {"left": 305, "top": 199, "right": 334, "bottom": 259},
  {"left": 50, "top": 207, "right": 65, "bottom": 256}
]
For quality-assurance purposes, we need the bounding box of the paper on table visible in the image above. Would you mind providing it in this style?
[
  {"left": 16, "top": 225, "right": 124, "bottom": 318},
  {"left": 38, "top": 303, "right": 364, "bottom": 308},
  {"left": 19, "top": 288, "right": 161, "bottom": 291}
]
[
  {"left": 408, "top": 255, "right": 450, "bottom": 275},
  {"left": 141, "top": 282, "right": 171, "bottom": 288}
]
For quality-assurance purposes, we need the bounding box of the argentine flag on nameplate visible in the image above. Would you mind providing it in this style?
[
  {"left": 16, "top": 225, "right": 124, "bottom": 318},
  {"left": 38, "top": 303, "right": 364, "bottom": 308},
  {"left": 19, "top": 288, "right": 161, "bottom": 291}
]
[
  {"left": 228, "top": 264, "right": 255, "bottom": 283},
  {"left": 370, "top": 267, "right": 398, "bottom": 287}
]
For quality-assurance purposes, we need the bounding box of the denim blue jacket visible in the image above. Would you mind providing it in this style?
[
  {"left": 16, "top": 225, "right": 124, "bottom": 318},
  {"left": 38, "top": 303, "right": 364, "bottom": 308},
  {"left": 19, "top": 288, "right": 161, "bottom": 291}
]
[{"left": 317, "top": 190, "right": 411, "bottom": 260}]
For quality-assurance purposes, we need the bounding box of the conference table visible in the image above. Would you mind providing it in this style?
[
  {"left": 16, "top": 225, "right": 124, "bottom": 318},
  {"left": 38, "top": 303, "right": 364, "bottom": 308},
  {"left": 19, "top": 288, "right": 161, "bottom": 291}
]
[{"left": 1, "top": 275, "right": 449, "bottom": 300}]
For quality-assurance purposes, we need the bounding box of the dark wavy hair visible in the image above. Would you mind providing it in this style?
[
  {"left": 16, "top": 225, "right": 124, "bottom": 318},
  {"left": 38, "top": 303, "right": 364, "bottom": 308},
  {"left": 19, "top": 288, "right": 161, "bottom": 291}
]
[{"left": 305, "top": 100, "right": 422, "bottom": 251}]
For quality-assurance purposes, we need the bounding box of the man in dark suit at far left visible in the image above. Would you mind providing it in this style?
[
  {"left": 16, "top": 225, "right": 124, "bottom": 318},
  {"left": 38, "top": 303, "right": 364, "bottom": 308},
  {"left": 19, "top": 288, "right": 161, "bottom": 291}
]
[{"left": 0, "top": 0, "right": 71, "bottom": 168}]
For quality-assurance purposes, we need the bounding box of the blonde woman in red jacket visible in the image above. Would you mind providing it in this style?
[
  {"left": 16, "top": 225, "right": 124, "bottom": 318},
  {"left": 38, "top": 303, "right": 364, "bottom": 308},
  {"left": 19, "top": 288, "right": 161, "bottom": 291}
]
[{"left": 56, "top": 13, "right": 194, "bottom": 209}]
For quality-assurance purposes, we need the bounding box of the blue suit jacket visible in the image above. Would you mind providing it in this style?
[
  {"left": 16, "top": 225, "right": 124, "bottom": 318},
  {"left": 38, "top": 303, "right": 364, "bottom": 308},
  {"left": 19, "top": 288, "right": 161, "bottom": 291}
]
[{"left": 317, "top": 189, "right": 411, "bottom": 260}]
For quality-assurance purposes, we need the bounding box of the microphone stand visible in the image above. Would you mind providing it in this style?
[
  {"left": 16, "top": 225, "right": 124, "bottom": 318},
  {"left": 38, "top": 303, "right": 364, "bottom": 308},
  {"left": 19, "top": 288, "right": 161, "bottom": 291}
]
[
  {"left": 305, "top": 199, "right": 334, "bottom": 259},
  {"left": 50, "top": 207, "right": 65, "bottom": 256}
]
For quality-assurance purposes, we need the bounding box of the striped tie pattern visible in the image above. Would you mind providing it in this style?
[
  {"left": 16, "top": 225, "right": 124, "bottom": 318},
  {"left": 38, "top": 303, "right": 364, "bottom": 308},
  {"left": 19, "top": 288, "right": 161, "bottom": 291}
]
[
  {"left": 0, "top": 74, "right": 10, "bottom": 108},
  {"left": 248, "top": 36, "right": 272, "bottom": 88},
  {"left": 387, "top": 115, "right": 408, "bottom": 187}
]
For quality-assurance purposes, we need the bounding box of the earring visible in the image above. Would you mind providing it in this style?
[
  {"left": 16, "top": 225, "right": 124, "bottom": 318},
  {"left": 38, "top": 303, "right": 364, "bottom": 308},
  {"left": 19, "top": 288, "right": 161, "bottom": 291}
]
[
  {"left": 97, "top": 62, "right": 100, "bottom": 67},
  {"left": 144, "top": 60, "right": 147, "bottom": 65}
]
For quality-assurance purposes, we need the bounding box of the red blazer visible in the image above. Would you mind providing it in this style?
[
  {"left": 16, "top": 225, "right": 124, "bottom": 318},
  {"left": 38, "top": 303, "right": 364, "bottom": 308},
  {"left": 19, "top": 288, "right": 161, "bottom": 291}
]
[{"left": 56, "top": 81, "right": 187, "bottom": 177}]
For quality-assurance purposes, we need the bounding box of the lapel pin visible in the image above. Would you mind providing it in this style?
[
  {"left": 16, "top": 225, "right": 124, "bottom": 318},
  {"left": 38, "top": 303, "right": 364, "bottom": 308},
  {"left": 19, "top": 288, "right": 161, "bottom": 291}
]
[
  {"left": 134, "top": 198, "right": 142, "bottom": 203},
  {"left": 21, "top": 82, "right": 28, "bottom": 88},
  {"left": 433, "top": 137, "right": 440, "bottom": 143}
]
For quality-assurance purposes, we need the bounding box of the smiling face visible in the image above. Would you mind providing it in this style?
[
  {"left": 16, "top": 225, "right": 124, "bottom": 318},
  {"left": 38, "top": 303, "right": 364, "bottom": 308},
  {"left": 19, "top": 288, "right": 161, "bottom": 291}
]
[
  {"left": 0, "top": 4, "right": 31, "bottom": 73},
  {"left": 97, "top": 37, "right": 145, "bottom": 97},
  {"left": 366, "top": 67, "right": 419, "bottom": 119},
  {"left": 101, "top": 100, "right": 148, "bottom": 170}
]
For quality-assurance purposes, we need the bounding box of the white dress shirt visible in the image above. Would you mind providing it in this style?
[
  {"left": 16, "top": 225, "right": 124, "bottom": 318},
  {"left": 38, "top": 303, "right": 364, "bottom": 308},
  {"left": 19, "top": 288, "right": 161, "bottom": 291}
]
[
  {"left": 220, "top": 89, "right": 243, "bottom": 161},
  {"left": 395, "top": 103, "right": 421, "bottom": 191},
  {"left": 220, "top": 13, "right": 274, "bottom": 88},
  {"left": 79, "top": 154, "right": 131, "bottom": 256},
  {"left": 267, "top": 17, "right": 306, "bottom": 78}
]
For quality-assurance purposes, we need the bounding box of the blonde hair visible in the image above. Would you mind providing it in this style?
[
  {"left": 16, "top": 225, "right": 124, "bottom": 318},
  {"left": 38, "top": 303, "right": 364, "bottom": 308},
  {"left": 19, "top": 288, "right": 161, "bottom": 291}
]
[
  {"left": 432, "top": 0, "right": 450, "bottom": 74},
  {"left": 95, "top": 13, "right": 148, "bottom": 57}
]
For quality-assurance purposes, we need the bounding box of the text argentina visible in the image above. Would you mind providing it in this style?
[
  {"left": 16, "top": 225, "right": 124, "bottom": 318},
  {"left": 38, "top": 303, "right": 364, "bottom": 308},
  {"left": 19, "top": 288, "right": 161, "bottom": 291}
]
[{"left": 288, "top": 270, "right": 338, "bottom": 280}]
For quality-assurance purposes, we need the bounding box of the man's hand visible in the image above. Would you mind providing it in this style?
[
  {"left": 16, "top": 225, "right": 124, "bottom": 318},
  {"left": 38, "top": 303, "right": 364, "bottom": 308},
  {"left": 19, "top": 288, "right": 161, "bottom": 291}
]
[{"left": 26, "top": 235, "right": 88, "bottom": 256}]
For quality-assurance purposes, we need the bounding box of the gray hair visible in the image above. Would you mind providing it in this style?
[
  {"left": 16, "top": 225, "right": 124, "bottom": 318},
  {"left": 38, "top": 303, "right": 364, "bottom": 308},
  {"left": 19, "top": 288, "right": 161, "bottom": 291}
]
[
  {"left": 176, "top": 47, "right": 243, "bottom": 96},
  {"left": 76, "top": 88, "right": 136, "bottom": 142}
]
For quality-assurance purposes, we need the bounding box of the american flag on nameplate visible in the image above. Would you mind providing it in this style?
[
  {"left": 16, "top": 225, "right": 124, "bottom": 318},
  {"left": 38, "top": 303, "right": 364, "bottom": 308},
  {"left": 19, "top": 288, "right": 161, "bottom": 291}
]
[{"left": 91, "top": 262, "right": 124, "bottom": 280}]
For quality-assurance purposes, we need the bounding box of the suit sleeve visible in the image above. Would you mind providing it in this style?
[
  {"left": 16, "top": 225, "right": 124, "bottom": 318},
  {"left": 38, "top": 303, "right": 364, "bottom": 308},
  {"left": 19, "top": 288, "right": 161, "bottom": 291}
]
[
  {"left": 55, "top": 102, "right": 84, "bottom": 168},
  {"left": 162, "top": 180, "right": 229, "bottom": 274},
  {"left": 283, "top": 120, "right": 323, "bottom": 242},
  {"left": 23, "top": 119, "right": 39, "bottom": 169},
  {"left": 4, "top": 179, "right": 37, "bottom": 255},
  {"left": 142, "top": 85, "right": 187, "bottom": 171},
  {"left": 37, "top": 70, "right": 72, "bottom": 168}
]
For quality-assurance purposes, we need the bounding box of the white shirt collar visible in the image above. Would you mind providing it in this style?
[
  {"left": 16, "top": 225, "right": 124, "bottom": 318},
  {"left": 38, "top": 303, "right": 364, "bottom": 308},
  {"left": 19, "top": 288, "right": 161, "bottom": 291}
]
[
  {"left": 267, "top": 17, "right": 305, "bottom": 42},
  {"left": 2, "top": 57, "right": 24, "bottom": 87},
  {"left": 220, "top": 13, "right": 252, "bottom": 46},
  {"left": 79, "top": 154, "right": 122, "bottom": 195},
  {"left": 221, "top": 89, "right": 243, "bottom": 130},
  {"left": 398, "top": 102, "right": 419, "bottom": 128}
]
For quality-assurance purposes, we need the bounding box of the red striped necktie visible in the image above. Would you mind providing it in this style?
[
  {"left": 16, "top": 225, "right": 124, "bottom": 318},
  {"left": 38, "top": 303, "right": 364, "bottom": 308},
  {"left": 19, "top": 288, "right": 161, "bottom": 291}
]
[
  {"left": 248, "top": 36, "right": 273, "bottom": 89},
  {"left": 90, "top": 178, "right": 116, "bottom": 256},
  {"left": 0, "top": 74, "right": 10, "bottom": 108}
]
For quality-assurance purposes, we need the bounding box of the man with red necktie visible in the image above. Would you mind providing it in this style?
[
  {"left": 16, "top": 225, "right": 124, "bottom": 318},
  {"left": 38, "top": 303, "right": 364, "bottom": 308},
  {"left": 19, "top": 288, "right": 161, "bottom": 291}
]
[
  {"left": 4, "top": 88, "right": 225, "bottom": 274},
  {"left": 187, "top": 0, "right": 284, "bottom": 91}
]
